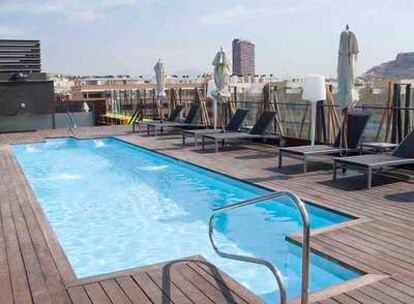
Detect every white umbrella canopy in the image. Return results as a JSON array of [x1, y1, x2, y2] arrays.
[[337, 26, 359, 110], [154, 59, 166, 118], [212, 47, 231, 129], [154, 59, 166, 97]]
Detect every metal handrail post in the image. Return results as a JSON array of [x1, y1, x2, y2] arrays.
[[208, 190, 310, 304]]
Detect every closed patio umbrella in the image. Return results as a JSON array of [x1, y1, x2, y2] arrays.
[[337, 25, 359, 110], [154, 59, 166, 118], [212, 47, 231, 129], [337, 25, 360, 148]]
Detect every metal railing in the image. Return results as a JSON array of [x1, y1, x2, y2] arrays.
[[208, 191, 310, 304], [66, 111, 78, 136]]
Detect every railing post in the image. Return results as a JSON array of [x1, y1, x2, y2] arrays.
[[209, 191, 310, 304]]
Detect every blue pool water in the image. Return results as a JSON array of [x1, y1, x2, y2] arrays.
[[12, 138, 360, 302]]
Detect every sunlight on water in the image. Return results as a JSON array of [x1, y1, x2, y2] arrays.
[[32, 173, 84, 181], [25, 145, 40, 153], [94, 139, 106, 148], [141, 165, 169, 171]]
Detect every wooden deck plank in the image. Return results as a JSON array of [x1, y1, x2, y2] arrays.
[[190, 261, 261, 304], [347, 226, 414, 254], [8, 148, 73, 304], [314, 234, 411, 276], [369, 281, 414, 303], [177, 262, 243, 304], [344, 289, 383, 304], [381, 277, 414, 298], [115, 276, 152, 304], [166, 263, 215, 304], [132, 272, 173, 304], [321, 233, 414, 275], [84, 283, 112, 304], [100, 279, 133, 304], [327, 228, 414, 267], [331, 293, 362, 304], [6, 174, 53, 304], [357, 285, 405, 304], [0, 152, 14, 304], [0, 154, 33, 304], [67, 286, 92, 304], [146, 267, 193, 304], [317, 299, 339, 304]]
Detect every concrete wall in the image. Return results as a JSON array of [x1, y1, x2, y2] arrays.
[[0, 80, 54, 114], [0, 114, 54, 132], [0, 112, 94, 133], [53, 112, 94, 128]]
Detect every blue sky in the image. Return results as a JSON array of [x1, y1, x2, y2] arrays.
[[1, 0, 413, 77]]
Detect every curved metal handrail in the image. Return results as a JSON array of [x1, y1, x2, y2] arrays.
[[208, 191, 310, 304], [66, 111, 78, 136]]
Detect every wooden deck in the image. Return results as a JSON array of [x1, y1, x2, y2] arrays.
[[1, 125, 414, 303]]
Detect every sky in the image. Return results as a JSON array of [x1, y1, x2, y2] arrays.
[[1, 0, 413, 78]]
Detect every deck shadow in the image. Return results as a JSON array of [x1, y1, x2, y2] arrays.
[[385, 191, 414, 203], [190, 146, 250, 154], [161, 258, 239, 304], [234, 152, 277, 160], [153, 146, 186, 152], [154, 134, 182, 140], [319, 173, 403, 191], [244, 174, 289, 183], [271, 162, 332, 176]]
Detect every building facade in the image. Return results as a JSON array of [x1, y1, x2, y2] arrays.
[[232, 39, 255, 76], [0, 39, 41, 74], [0, 39, 54, 133]]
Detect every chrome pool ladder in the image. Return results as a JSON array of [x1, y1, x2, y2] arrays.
[[208, 191, 310, 304], [66, 111, 78, 136]]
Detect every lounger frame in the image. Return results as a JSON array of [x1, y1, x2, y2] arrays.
[[333, 156, 414, 189], [182, 109, 249, 146], [278, 146, 345, 173]]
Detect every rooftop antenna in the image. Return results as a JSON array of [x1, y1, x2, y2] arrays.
[[345, 24, 350, 31]]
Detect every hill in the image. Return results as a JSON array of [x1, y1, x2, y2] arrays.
[[362, 52, 414, 80]]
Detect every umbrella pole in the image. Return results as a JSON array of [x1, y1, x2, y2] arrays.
[[340, 108, 349, 150], [310, 102, 317, 145], [213, 98, 218, 130], [376, 81, 392, 141], [299, 104, 309, 139]]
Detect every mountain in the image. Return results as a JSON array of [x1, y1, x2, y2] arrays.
[[362, 52, 414, 80]]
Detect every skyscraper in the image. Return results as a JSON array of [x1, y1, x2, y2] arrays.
[[232, 39, 255, 76]]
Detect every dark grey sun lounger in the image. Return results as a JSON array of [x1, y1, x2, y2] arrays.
[[278, 112, 370, 173], [201, 111, 276, 152], [146, 103, 203, 136], [132, 105, 183, 132], [182, 108, 249, 146], [333, 130, 414, 189]]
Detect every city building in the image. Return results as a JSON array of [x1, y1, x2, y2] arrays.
[[0, 39, 41, 74], [232, 39, 255, 76], [0, 39, 54, 132]]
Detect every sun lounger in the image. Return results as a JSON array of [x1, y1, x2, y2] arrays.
[[182, 108, 249, 146], [132, 105, 183, 132], [333, 130, 414, 188], [278, 112, 370, 173], [146, 103, 203, 136], [201, 111, 276, 152]]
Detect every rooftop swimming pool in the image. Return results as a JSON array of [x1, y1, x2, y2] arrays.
[[12, 137, 361, 303]]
